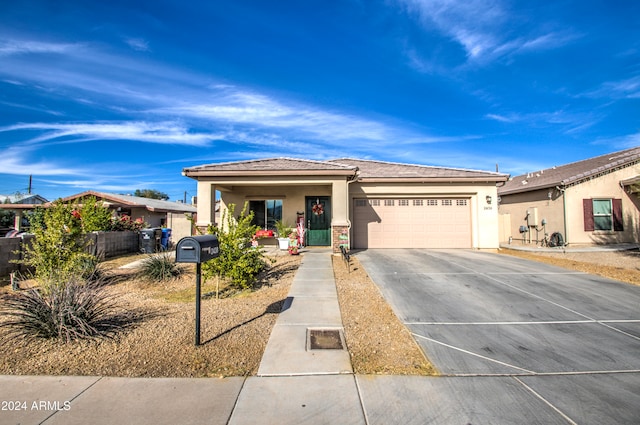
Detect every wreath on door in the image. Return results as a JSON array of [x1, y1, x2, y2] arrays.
[[312, 199, 324, 216]]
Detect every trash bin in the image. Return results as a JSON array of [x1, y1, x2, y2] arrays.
[[161, 228, 172, 250], [140, 228, 162, 253]]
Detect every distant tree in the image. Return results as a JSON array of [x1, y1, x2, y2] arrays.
[[0, 209, 14, 227], [133, 189, 169, 200]]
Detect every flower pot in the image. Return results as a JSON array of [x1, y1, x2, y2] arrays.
[[277, 238, 290, 250]]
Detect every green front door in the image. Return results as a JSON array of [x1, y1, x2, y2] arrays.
[[306, 196, 331, 246]]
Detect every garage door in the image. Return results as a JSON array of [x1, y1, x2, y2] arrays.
[[352, 198, 471, 249]]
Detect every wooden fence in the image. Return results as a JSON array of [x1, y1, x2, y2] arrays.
[[0, 231, 140, 279]]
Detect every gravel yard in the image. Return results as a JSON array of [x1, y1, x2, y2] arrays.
[[500, 248, 640, 286], [0, 253, 301, 378]]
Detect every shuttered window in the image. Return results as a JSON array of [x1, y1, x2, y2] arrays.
[[583, 198, 623, 231]]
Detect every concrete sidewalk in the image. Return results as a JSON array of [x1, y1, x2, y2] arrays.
[[2, 249, 638, 424]]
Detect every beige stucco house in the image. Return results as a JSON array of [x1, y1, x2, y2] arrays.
[[498, 147, 640, 246], [182, 158, 508, 252]]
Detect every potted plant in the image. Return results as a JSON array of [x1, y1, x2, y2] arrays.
[[275, 220, 292, 250]]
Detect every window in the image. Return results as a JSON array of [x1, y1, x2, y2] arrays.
[[398, 199, 409, 206], [355, 199, 367, 207], [427, 199, 438, 206], [456, 199, 468, 206], [593, 199, 612, 230], [384, 199, 395, 206], [370, 199, 380, 206], [583, 198, 623, 232], [413, 199, 424, 206], [250, 200, 282, 231], [442, 199, 453, 206]]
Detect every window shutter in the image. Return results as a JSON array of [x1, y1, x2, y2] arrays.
[[613, 198, 623, 231], [583, 199, 594, 231]]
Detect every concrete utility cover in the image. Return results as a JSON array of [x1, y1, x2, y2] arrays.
[[308, 329, 344, 350]]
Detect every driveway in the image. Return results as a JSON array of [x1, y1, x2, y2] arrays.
[[357, 249, 640, 423]]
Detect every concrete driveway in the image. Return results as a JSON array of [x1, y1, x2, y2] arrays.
[[357, 249, 640, 423]]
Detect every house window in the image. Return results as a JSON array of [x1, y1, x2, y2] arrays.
[[593, 199, 612, 230], [427, 199, 438, 206], [250, 200, 282, 231], [370, 199, 380, 206], [583, 198, 623, 232], [384, 199, 395, 206], [355, 199, 367, 207], [413, 199, 424, 206], [442, 199, 453, 206], [398, 199, 409, 206], [456, 199, 468, 206]]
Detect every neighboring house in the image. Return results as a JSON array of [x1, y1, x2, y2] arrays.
[[0, 194, 49, 233], [498, 146, 640, 246], [182, 158, 508, 252], [0, 194, 48, 205], [59, 191, 197, 242]]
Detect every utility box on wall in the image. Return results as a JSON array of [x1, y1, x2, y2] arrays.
[[526, 208, 538, 227]]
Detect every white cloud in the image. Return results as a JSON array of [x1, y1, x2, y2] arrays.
[[0, 39, 80, 56], [0, 122, 217, 147], [398, 0, 578, 63], [124, 37, 150, 52], [585, 76, 640, 99]]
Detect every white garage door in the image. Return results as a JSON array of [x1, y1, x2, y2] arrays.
[[353, 198, 471, 249]]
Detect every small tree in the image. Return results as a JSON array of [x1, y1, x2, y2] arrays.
[[22, 201, 96, 289], [202, 202, 267, 290], [77, 196, 113, 232]]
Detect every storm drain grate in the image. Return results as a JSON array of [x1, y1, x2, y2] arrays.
[[307, 328, 345, 350]]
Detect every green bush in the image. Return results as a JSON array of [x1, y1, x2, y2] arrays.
[[77, 196, 113, 232], [0, 279, 131, 343], [21, 200, 96, 288], [138, 253, 182, 281], [202, 202, 267, 290]]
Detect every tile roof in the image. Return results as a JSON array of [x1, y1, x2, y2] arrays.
[[328, 158, 508, 181], [183, 157, 356, 175], [61, 191, 196, 213], [183, 157, 508, 182], [498, 146, 640, 195]]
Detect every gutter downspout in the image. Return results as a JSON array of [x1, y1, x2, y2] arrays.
[[557, 185, 568, 247]]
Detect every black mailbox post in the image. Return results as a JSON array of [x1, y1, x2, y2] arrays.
[[175, 235, 220, 345]]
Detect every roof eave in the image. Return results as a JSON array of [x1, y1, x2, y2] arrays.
[[359, 176, 509, 183], [183, 169, 357, 178]]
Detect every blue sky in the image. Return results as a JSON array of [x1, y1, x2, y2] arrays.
[[1, 0, 639, 202]]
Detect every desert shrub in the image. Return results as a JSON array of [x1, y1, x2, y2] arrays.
[[21, 200, 96, 288], [202, 202, 267, 290], [0, 278, 130, 343], [138, 253, 182, 281]]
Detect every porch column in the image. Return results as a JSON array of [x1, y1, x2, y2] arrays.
[[14, 210, 22, 231], [331, 178, 350, 253], [196, 182, 216, 228]]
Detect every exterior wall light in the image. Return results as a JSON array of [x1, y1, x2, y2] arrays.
[[486, 195, 492, 205]]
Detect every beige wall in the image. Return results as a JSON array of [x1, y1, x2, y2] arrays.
[[166, 212, 194, 242], [565, 167, 640, 245], [349, 181, 501, 249], [499, 165, 640, 245], [498, 188, 565, 244]]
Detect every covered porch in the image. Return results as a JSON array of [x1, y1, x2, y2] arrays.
[[190, 168, 355, 252]]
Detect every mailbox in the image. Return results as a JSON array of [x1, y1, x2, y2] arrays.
[[175, 235, 220, 263]]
